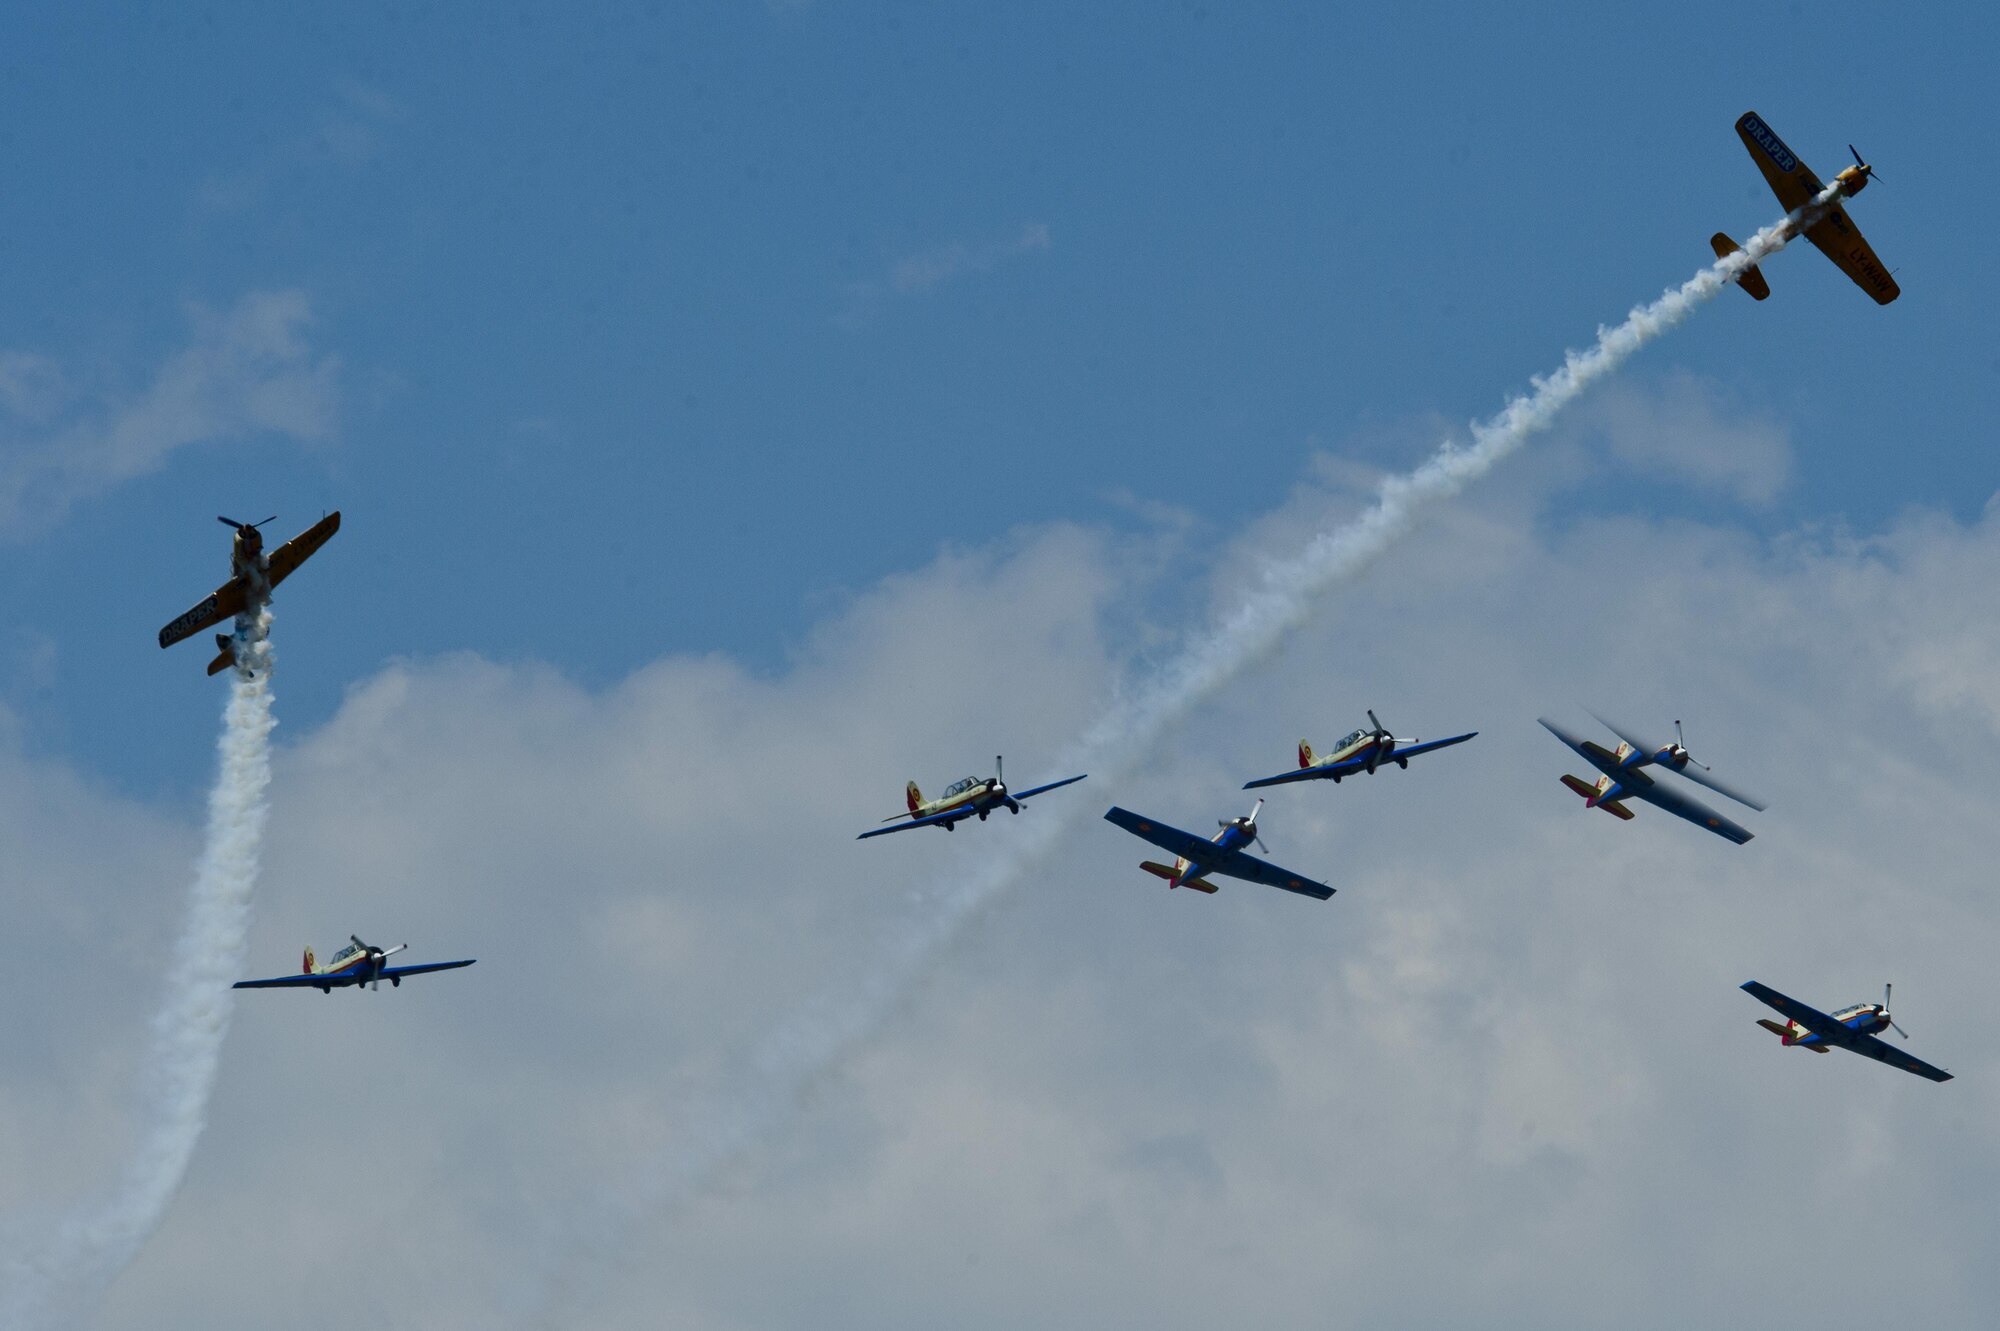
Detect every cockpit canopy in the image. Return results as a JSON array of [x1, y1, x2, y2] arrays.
[[1830, 1004, 1876, 1021], [328, 943, 364, 966], [1335, 729, 1370, 750], [941, 776, 984, 798]]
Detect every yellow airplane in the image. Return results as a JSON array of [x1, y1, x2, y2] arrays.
[[157, 512, 340, 674], [857, 756, 1086, 839], [1712, 112, 1897, 305]]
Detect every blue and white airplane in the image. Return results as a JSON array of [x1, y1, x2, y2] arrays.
[[1538, 711, 1765, 844], [1103, 799, 1334, 900], [1242, 710, 1476, 789], [858, 756, 1086, 839], [1742, 980, 1951, 1083], [233, 936, 476, 993]]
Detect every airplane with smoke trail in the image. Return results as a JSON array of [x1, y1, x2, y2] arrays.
[[857, 756, 1087, 839], [1103, 799, 1334, 899], [1742, 981, 1951, 1082], [1242, 710, 1476, 789], [233, 935, 475, 993], [1538, 712, 1765, 845], [157, 512, 342, 675], [1711, 111, 1898, 304]]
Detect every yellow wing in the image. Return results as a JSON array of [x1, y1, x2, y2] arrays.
[[158, 580, 249, 649], [1804, 205, 1900, 304], [1735, 112, 1823, 213], [265, 510, 341, 587]]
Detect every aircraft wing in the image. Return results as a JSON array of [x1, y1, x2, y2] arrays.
[[1736, 112, 1825, 213], [856, 805, 974, 839], [158, 580, 251, 649], [1243, 732, 1477, 788], [1012, 773, 1088, 802], [1537, 718, 1623, 779], [265, 511, 342, 587], [1103, 807, 1218, 863], [1803, 205, 1900, 305], [1838, 1030, 1952, 1083], [1633, 776, 1754, 844], [232, 970, 330, 989], [1205, 846, 1336, 900], [381, 959, 478, 981], [1741, 981, 1848, 1040]]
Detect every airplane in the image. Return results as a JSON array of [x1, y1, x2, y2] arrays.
[[157, 512, 342, 675], [857, 756, 1086, 839], [1742, 980, 1950, 1083], [1538, 712, 1765, 845], [1712, 111, 1898, 305], [233, 935, 476, 993], [1102, 799, 1334, 900], [1242, 710, 1476, 789]]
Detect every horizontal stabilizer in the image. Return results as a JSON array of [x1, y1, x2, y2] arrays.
[[1559, 773, 1597, 800], [1599, 799, 1635, 821], [206, 643, 236, 676], [1139, 861, 1179, 881], [1710, 232, 1770, 300], [1182, 877, 1220, 894]]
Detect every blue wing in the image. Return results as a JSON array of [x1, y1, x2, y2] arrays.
[[1741, 982, 1847, 1041], [1011, 773, 1088, 802], [856, 805, 975, 839], [1840, 1030, 1953, 1083], [1538, 717, 1624, 776], [1633, 778, 1754, 845], [1103, 807, 1216, 862], [1204, 847, 1336, 900], [1242, 732, 1476, 789], [232, 971, 331, 989], [381, 959, 477, 980]]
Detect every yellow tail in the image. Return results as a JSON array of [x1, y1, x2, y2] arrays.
[[1298, 740, 1316, 768], [905, 781, 923, 813], [302, 945, 316, 973], [1710, 233, 1770, 301]]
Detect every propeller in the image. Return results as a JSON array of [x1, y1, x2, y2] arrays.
[[1849, 143, 1880, 182], [1586, 709, 1768, 812], [1220, 798, 1268, 852], [992, 755, 1019, 812], [218, 515, 277, 532], [1884, 983, 1909, 1040]]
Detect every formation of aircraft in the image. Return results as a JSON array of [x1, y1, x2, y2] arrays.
[[184, 117, 1944, 1094], [233, 936, 476, 993], [1102, 799, 1334, 900], [856, 757, 1086, 839], [1242, 711, 1475, 789], [1538, 712, 1766, 845], [1742, 981, 1950, 1082], [158, 512, 342, 675], [1713, 111, 1898, 305]]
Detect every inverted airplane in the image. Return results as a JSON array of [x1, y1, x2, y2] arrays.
[[1539, 712, 1765, 845], [1243, 710, 1475, 789], [858, 756, 1086, 839], [233, 936, 476, 993], [1713, 111, 1898, 305], [1103, 799, 1334, 900], [1742, 980, 1950, 1083], [158, 512, 342, 674]]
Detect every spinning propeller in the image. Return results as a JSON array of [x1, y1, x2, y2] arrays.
[[1884, 982, 1910, 1040], [1849, 143, 1880, 184], [1586, 709, 1768, 812], [990, 755, 1019, 812], [1220, 798, 1268, 853], [218, 515, 277, 533], [352, 934, 409, 991], [1364, 710, 1418, 773]]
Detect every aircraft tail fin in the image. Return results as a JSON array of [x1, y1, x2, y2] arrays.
[[1139, 861, 1218, 894], [1298, 740, 1315, 769], [303, 945, 316, 973], [1559, 774, 1636, 820], [1710, 233, 1771, 300], [906, 781, 923, 813], [206, 633, 236, 676]]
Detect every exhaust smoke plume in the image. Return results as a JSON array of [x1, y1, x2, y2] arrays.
[[576, 190, 1838, 1324], [2, 606, 277, 1328]]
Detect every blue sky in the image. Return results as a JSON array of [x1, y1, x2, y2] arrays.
[[2, 2, 1994, 797], [7, 5, 2000, 1328]]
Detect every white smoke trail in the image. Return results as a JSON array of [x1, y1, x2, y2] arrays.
[[2, 605, 276, 1329], [525, 189, 1841, 1323]]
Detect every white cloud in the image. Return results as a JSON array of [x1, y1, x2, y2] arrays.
[[0, 291, 339, 535], [839, 223, 1052, 329], [11, 411, 2000, 1327]]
